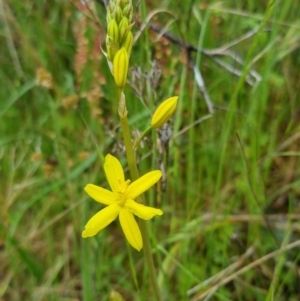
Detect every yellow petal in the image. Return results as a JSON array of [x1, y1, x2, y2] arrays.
[[82, 203, 120, 238], [104, 154, 124, 194], [127, 170, 162, 199], [84, 184, 116, 205], [125, 199, 163, 220], [119, 208, 142, 251]]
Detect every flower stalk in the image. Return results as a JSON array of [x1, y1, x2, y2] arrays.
[[133, 126, 152, 150], [118, 94, 162, 301]]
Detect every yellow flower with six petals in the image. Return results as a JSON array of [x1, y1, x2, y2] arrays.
[[82, 154, 163, 251]]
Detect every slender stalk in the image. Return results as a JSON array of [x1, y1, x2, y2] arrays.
[[139, 220, 162, 301], [133, 126, 152, 150], [119, 112, 139, 179], [118, 94, 162, 301]]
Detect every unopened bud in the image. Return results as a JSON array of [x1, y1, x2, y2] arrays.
[[106, 36, 119, 62], [109, 1, 115, 11], [114, 6, 123, 23], [119, 0, 129, 8], [122, 4, 132, 20], [121, 31, 133, 57], [108, 3, 115, 16], [118, 17, 129, 43], [113, 48, 129, 89], [151, 96, 178, 129], [107, 19, 119, 43]]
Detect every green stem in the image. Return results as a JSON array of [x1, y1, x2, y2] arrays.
[[119, 112, 139, 179], [133, 126, 152, 150], [118, 95, 162, 301], [139, 220, 162, 301]]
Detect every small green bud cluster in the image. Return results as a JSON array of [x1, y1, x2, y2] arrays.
[[106, 0, 133, 62]]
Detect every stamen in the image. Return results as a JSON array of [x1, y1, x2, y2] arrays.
[[117, 179, 132, 203]]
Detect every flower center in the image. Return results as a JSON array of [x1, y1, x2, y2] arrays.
[[117, 179, 131, 205]]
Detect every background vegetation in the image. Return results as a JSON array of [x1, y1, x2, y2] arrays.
[[1, 0, 300, 300]]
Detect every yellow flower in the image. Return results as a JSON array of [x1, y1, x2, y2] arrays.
[[151, 96, 178, 129], [82, 154, 163, 251]]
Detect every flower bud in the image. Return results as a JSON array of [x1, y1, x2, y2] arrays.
[[108, 2, 115, 14], [122, 4, 132, 21], [121, 31, 133, 57], [114, 6, 123, 23], [113, 48, 129, 89], [151, 96, 178, 129], [107, 19, 119, 43], [118, 17, 129, 43], [119, 0, 129, 8], [106, 36, 119, 62]]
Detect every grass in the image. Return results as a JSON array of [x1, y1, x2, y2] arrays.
[[1, 0, 300, 300]]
